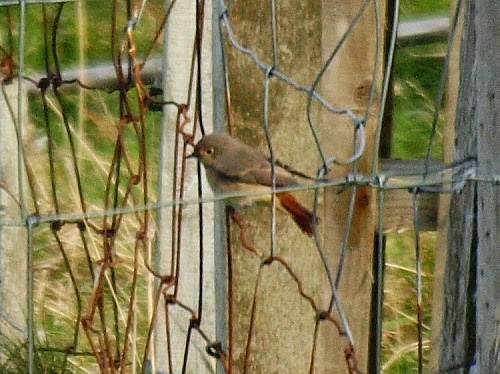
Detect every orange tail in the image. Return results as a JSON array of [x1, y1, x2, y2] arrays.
[[277, 192, 316, 236]]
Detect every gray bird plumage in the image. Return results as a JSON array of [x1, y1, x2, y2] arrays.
[[189, 133, 316, 235], [191, 134, 298, 188]]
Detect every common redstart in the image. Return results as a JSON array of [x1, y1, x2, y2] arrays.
[[189, 133, 316, 236]]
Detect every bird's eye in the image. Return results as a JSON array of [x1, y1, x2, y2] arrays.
[[206, 148, 214, 155]]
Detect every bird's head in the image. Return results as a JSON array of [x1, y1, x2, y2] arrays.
[[187, 134, 227, 168]]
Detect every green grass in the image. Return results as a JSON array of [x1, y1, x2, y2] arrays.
[[382, 233, 436, 372], [0, 334, 78, 373], [400, 0, 449, 18], [392, 42, 447, 159], [2, 3, 164, 371], [382, 1, 450, 372]]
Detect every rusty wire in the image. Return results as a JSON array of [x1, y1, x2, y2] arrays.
[[1, 0, 209, 372]]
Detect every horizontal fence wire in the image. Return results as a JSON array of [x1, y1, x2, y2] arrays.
[[0, 157, 477, 227], [0, 0, 496, 373]]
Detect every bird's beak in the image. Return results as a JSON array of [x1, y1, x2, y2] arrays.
[[186, 150, 198, 159]]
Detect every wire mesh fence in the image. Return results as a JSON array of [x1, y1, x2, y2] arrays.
[[0, 0, 487, 373]]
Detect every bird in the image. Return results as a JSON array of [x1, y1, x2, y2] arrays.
[[188, 133, 317, 236]]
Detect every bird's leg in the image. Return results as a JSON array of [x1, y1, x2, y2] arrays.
[[228, 207, 262, 257]]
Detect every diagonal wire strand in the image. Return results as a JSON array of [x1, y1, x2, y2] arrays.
[[424, 0, 464, 176]]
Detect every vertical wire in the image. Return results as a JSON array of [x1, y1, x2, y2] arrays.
[[197, 160, 205, 321], [312, 171, 355, 347], [221, 38, 234, 136], [26, 215, 37, 374], [334, 188, 357, 288], [363, 0, 383, 121], [263, 70, 277, 255], [152, 0, 177, 369], [132, 299, 137, 373], [52, 3, 88, 214], [309, 318, 320, 373], [424, 0, 463, 176], [76, 0, 87, 148], [120, 240, 141, 371], [243, 266, 264, 374], [18, 2, 30, 372], [194, 0, 206, 326], [267, 0, 279, 255], [270, 0, 278, 69], [306, 0, 373, 347], [371, 0, 399, 175], [373, 182, 386, 374], [165, 302, 174, 374], [370, 1, 396, 370], [267, 1, 280, 255], [412, 189, 424, 373], [213, 1, 230, 372], [153, 0, 171, 356], [181, 320, 193, 374], [225, 210, 233, 374], [17, 0, 26, 218], [133, 0, 148, 29], [310, 12, 371, 307]]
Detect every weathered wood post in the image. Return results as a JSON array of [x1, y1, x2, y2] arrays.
[[0, 81, 28, 349], [430, 1, 463, 371], [439, 1, 499, 373], [320, 2, 386, 372], [153, 1, 217, 372], [220, 1, 385, 372]]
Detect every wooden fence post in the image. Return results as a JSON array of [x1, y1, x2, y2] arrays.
[[430, 1, 463, 371], [320, 2, 386, 372], [439, 1, 499, 372], [222, 1, 385, 372], [153, 1, 216, 372], [0, 81, 27, 346]]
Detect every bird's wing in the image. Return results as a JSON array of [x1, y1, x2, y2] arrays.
[[247, 162, 298, 186], [202, 139, 298, 186], [214, 157, 297, 187]]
